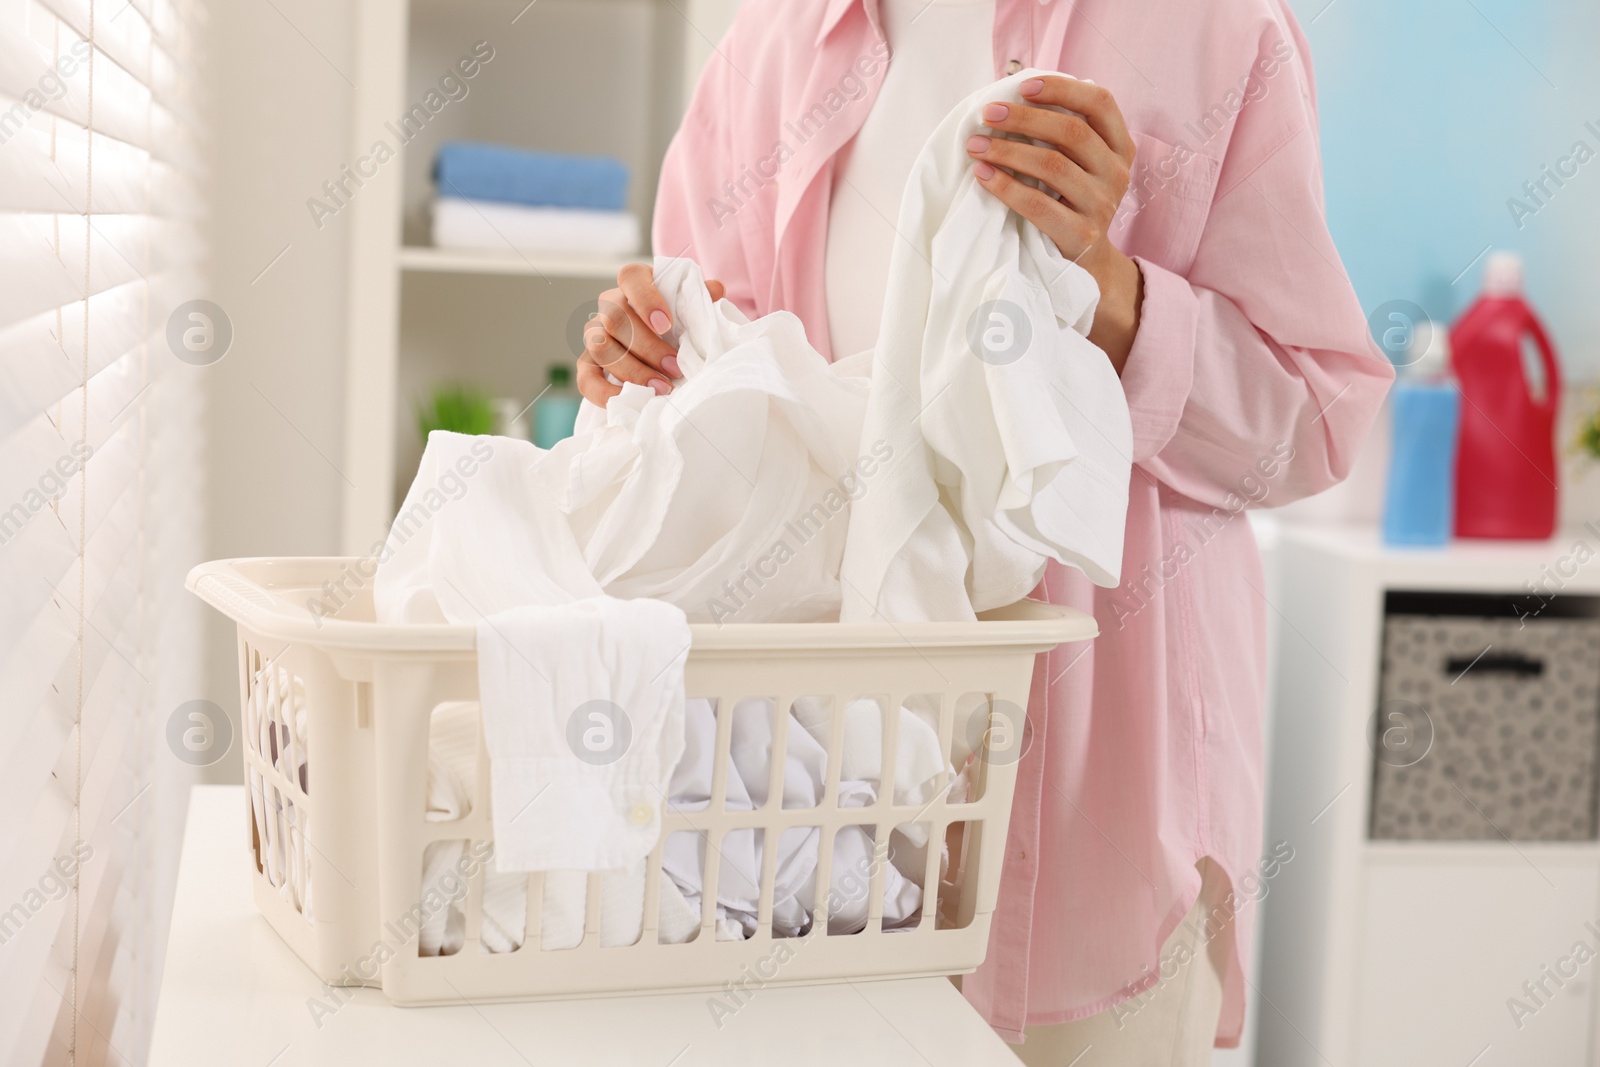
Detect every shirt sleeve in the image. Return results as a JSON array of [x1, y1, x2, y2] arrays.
[[650, 24, 760, 320], [1120, 26, 1394, 510]]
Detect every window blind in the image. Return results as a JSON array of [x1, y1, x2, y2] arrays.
[[0, 0, 208, 1063]]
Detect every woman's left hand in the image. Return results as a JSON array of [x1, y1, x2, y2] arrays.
[[967, 75, 1143, 373]]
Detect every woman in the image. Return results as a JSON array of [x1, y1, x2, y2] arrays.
[[578, 0, 1392, 1061]]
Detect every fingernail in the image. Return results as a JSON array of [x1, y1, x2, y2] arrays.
[[983, 102, 1009, 123], [650, 310, 672, 334], [661, 355, 681, 378], [974, 161, 996, 181], [649, 377, 671, 395], [1020, 78, 1044, 97], [966, 134, 992, 154]]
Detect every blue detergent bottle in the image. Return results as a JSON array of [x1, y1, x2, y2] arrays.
[[533, 364, 582, 449], [1382, 322, 1462, 546]]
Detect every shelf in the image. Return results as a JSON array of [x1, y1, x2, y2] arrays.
[[1365, 840, 1600, 861], [398, 245, 639, 281], [1278, 519, 1600, 568], [1275, 519, 1600, 595]]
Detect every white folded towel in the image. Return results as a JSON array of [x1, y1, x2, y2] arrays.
[[430, 197, 640, 259]]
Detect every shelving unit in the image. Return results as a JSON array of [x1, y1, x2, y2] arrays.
[[397, 245, 631, 279], [1258, 522, 1600, 1067], [338, 0, 742, 553]]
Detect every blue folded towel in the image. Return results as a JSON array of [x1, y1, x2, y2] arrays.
[[433, 142, 630, 212]]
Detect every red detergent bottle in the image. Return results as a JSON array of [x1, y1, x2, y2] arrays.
[[1450, 251, 1561, 540]]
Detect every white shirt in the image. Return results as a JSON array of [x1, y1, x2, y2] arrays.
[[837, 69, 1129, 621], [823, 0, 997, 360]]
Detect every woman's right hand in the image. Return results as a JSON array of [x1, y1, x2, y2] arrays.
[[576, 263, 726, 406]]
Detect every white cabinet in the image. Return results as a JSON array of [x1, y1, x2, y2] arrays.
[[1257, 522, 1600, 1067], [1354, 851, 1598, 1066]]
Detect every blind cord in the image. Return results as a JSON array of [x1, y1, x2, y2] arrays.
[[72, 2, 96, 1064]]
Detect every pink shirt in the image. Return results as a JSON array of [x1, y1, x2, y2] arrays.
[[653, 0, 1393, 1045]]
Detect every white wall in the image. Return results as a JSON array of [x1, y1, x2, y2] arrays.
[[201, 0, 359, 777]]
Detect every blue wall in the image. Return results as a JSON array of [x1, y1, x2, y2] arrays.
[[1287, 0, 1600, 377]]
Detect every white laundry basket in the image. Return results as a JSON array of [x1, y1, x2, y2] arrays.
[[187, 557, 1095, 1006]]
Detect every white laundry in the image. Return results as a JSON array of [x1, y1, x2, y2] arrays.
[[561, 256, 873, 624], [378, 161, 1128, 624], [245, 681, 954, 956], [474, 597, 689, 872], [417, 703, 526, 956], [839, 68, 1133, 621], [415, 703, 668, 957], [662, 697, 941, 938], [375, 257, 872, 631], [378, 429, 689, 873], [373, 252, 877, 874], [416, 697, 962, 955]]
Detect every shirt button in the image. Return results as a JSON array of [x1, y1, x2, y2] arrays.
[[1006, 59, 1023, 75], [629, 802, 654, 826]]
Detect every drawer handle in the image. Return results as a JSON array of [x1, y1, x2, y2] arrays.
[[1444, 652, 1544, 678]]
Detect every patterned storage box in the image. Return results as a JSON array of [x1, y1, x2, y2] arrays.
[[1370, 603, 1600, 842]]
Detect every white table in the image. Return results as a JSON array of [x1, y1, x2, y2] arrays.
[[150, 786, 1023, 1066]]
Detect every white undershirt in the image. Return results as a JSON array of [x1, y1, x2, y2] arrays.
[[823, 0, 996, 360]]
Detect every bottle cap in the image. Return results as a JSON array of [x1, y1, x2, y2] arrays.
[[1401, 320, 1452, 381], [493, 397, 530, 440], [1482, 251, 1524, 297]]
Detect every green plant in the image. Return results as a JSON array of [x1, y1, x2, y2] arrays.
[[416, 383, 496, 441], [1579, 404, 1600, 461]]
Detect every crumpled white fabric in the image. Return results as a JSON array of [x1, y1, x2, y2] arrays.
[[417, 702, 702, 956], [554, 255, 873, 625], [839, 68, 1133, 621], [416, 697, 961, 955], [375, 258, 872, 631], [664, 696, 947, 938]]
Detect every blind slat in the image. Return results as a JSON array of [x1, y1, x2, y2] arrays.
[[0, 272, 210, 445], [0, 595, 76, 757], [0, 213, 206, 334], [0, 770, 75, 930], [0, 25, 155, 153], [0, 280, 145, 441], [0, 121, 152, 215], [0, 506, 77, 651], [0, 353, 144, 573], [37, 0, 154, 85], [0, 474, 139, 737]]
